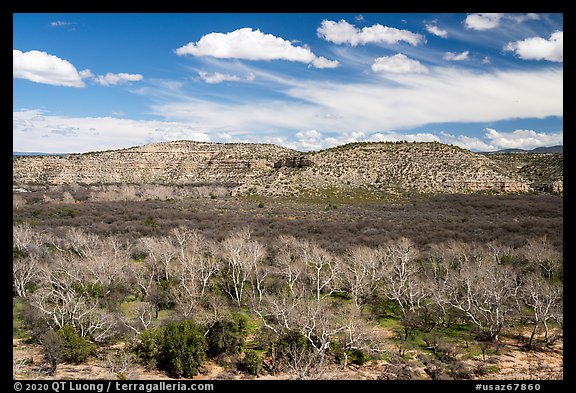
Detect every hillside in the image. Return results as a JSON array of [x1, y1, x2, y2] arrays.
[[12, 140, 297, 186], [13, 140, 563, 198]]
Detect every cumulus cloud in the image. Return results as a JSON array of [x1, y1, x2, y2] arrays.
[[13, 49, 87, 87], [317, 19, 424, 46], [93, 72, 144, 86], [443, 51, 469, 61], [425, 23, 448, 38], [175, 27, 337, 69], [504, 31, 563, 62], [484, 128, 563, 149], [198, 71, 256, 84], [438, 131, 495, 151], [371, 54, 428, 74], [465, 13, 541, 30], [13, 50, 143, 88], [464, 13, 503, 30]]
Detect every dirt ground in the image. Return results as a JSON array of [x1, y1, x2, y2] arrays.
[[13, 334, 562, 381]]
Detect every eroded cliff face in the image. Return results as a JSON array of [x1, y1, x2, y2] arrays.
[[13, 141, 297, 186], [14, 140, 559, 197]]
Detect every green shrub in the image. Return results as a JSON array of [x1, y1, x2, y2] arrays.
[[238, 350, 262, 376], [57, 324, 96, 364], [206, 315, 248, 358], [275, 330, 313, 360], [134, 328, 162, 369], [159, 320, 207, 378], [347, 348, 370, 365]]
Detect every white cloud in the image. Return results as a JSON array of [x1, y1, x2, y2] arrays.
[[15, 64, 562, 153], [504, 31, 563, 62], [13, 109, 211, 153], [151, 67, 562, 142], [443, 51, 469, 61], [13, 49, 87, 87], [465, 13, 541, 31], [175, 27, 337, 69], [311, 56, 340, 69], [50, 21, 77, 28], [14, 109, 563, 154], [93, 72, 144, 86], [199, 71, 242, 84], [371, 54, 428, 74], [438, 131, 496, 151], [506, 13, 540, 23], [484, 128, 563, 150], [370, 132, 439, 143], [464, 13, 503, 30], [317, 19, 424, 46], [425, 24, 448, 38]]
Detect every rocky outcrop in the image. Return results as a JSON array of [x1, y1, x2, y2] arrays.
[[274, 156, 314, 169]]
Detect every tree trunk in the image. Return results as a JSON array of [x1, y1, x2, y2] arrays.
[[528, 323, 538, 348]]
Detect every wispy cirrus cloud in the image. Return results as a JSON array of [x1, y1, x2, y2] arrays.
[[13, 109, 211, 153], [147, 66, 562, 141], [198, 71, 255, 84], [49, 21, 77, 28]]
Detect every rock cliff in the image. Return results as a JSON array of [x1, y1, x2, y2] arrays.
[[13, 140, 562, 197]]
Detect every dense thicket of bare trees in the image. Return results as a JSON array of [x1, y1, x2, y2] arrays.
[[13, 223, 563, 379]]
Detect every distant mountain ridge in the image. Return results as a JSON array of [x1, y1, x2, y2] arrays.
[[480, 145, 563, 154], [13, 140, 563, 197], [13, 152, 67, 156]]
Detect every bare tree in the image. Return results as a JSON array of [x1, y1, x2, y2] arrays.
[[341, 246, 381, 308], [486, 240, 513, 265], [521, 273, 562, 347], [29, 257, 114, 342], [220, 228, 265, 306], [13, 253, 42, 298], [128, 250, 161, 299], [520, 236, 562, 280], [103, 347, 139, 379], [380, 237, 427, 315], [140, 236, 178, 282], [441, 258, 520, 341], [275, 236, 307, 296], [13, 223, 42, 252], [119, 302, 155, 335], [336, 305, 387, 368]]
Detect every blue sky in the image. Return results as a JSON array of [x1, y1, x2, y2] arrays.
[[13, 13, 563, 153]]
